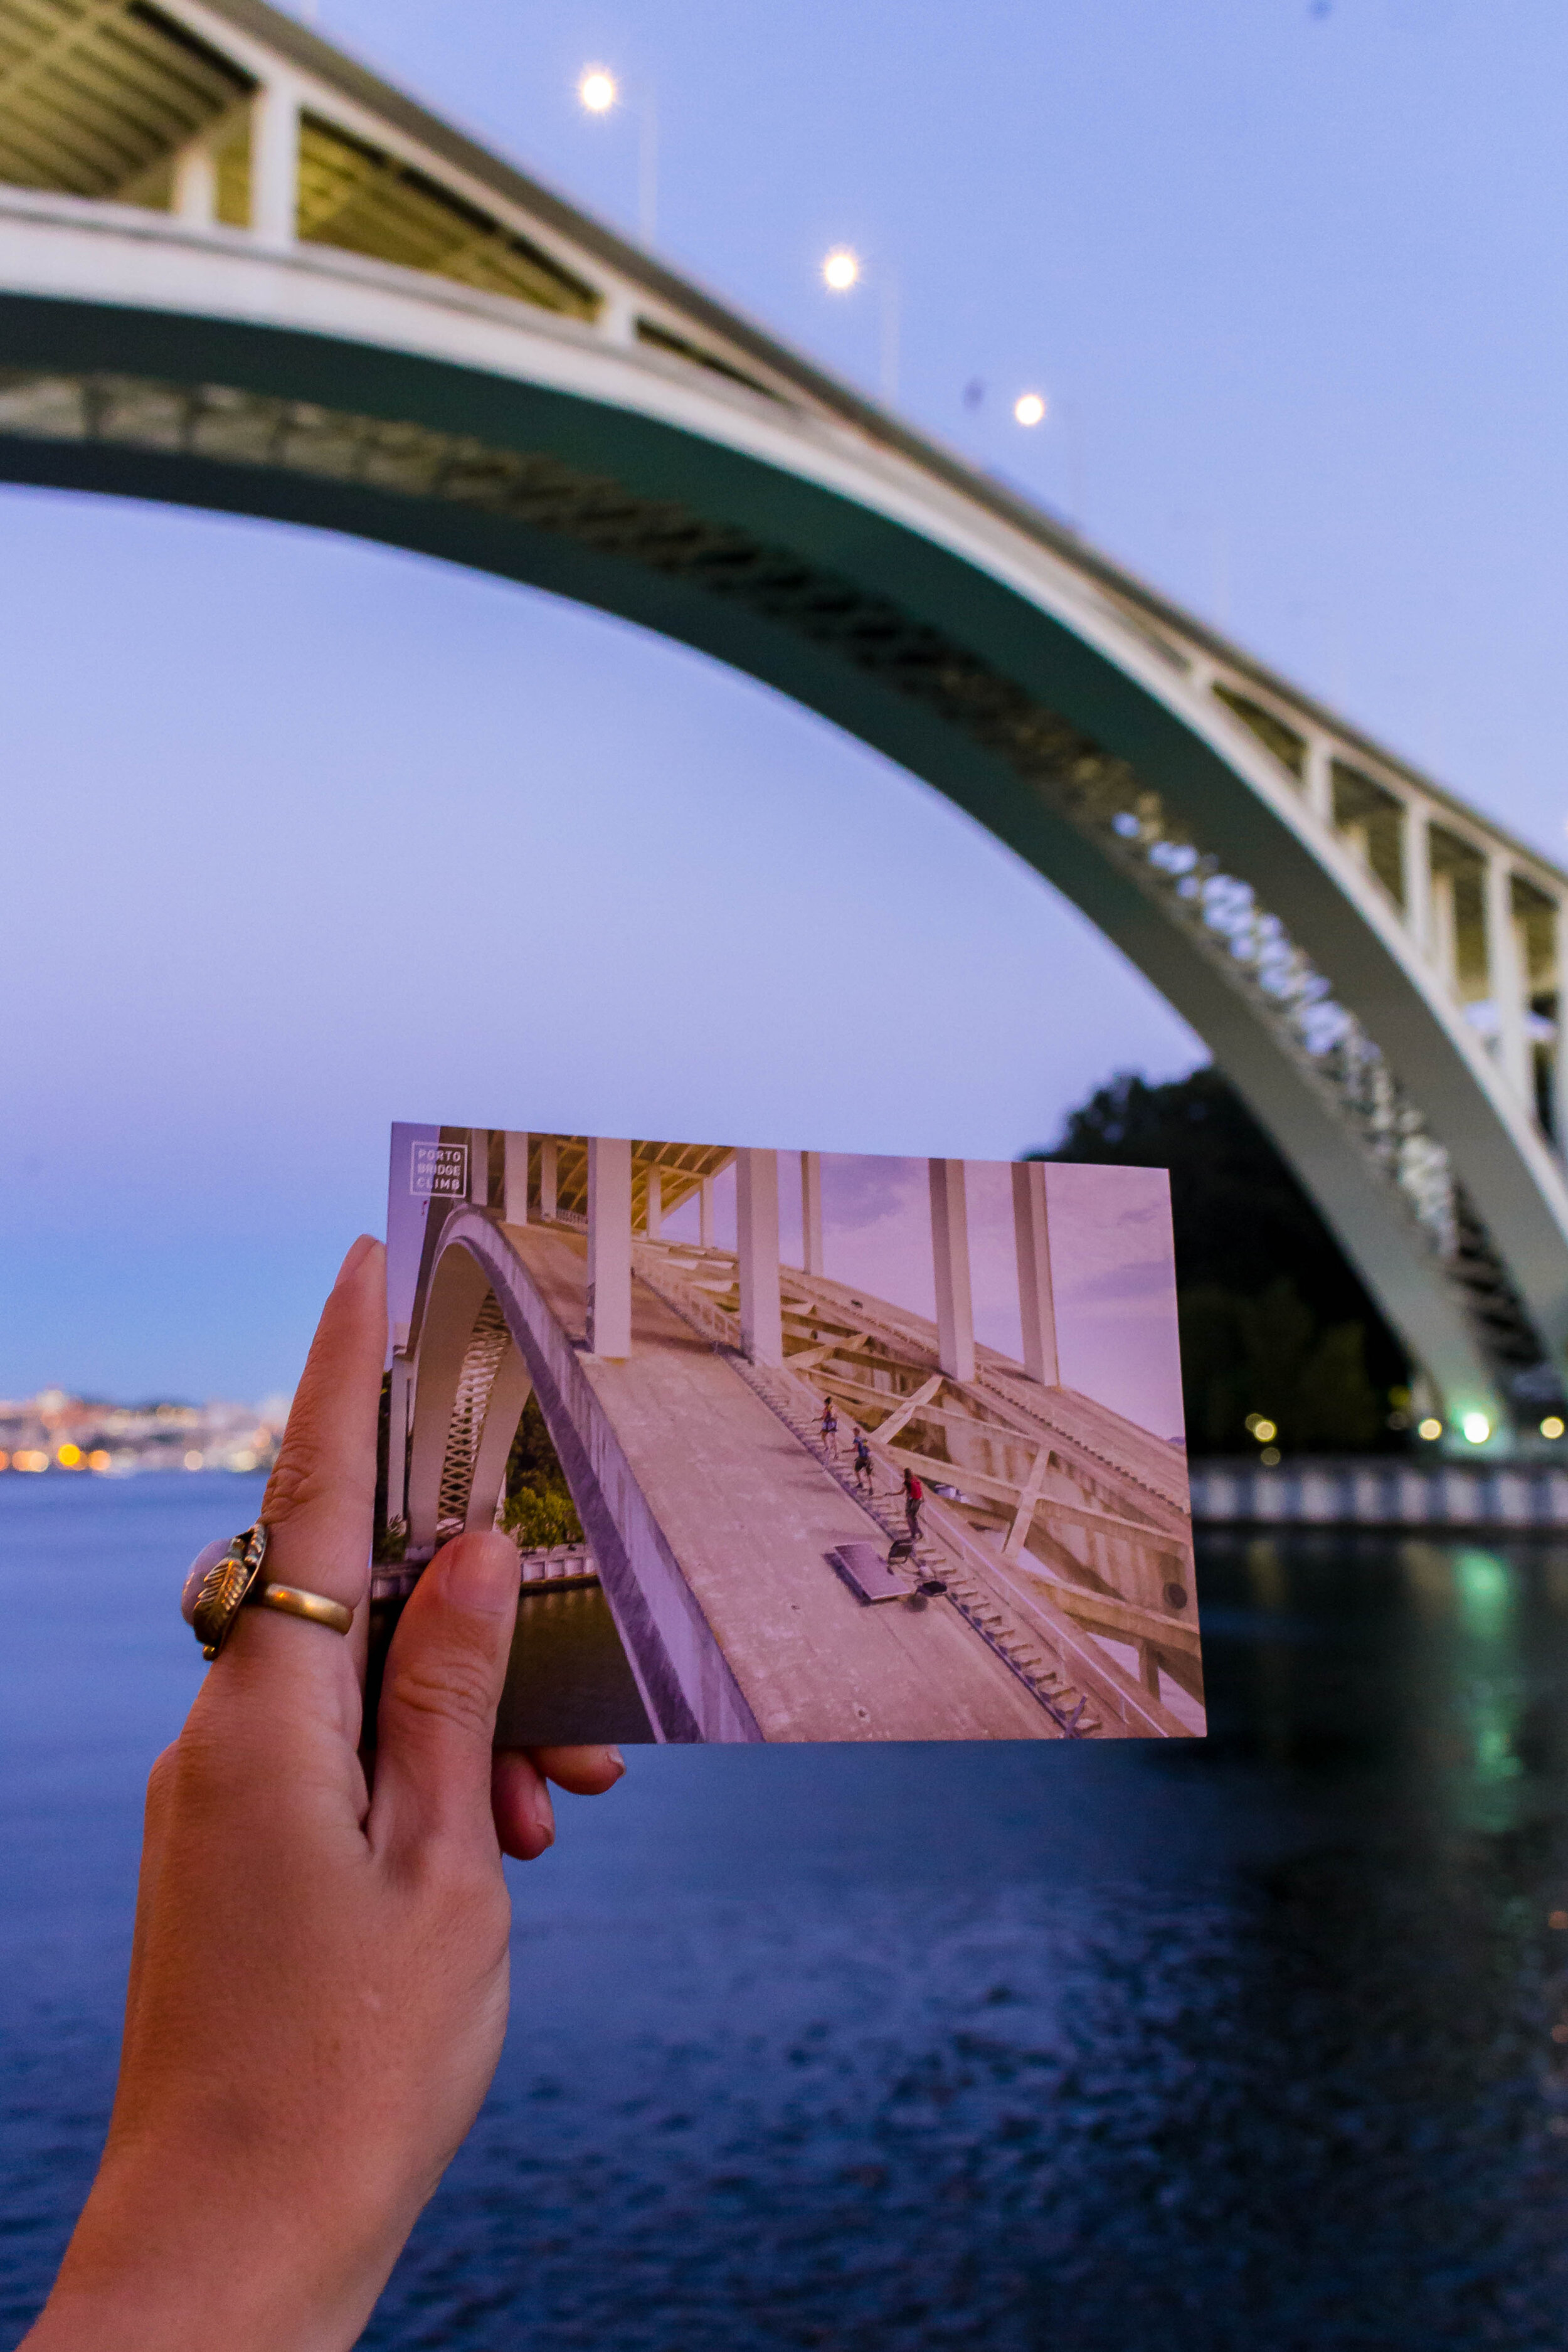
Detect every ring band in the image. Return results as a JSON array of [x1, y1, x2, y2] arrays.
[[252, 1581, 354, 1637]]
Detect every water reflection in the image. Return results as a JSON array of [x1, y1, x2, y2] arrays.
[[8, 1486, 1568, 2348]]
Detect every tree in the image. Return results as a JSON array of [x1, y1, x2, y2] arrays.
[[1040, 1067, 1406, 1454]]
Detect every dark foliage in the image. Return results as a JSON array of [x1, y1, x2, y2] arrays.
[[501, 1392, 583, 1548], [1041, 1067, 1409, 1454]]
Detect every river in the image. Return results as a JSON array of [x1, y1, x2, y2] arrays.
[[4, 1473, 1567, 2348]]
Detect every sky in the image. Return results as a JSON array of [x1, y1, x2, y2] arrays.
[[3, 0, 1564, 1401]]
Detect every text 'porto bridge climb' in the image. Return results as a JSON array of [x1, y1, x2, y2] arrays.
[[3, 0, 1567, 1448]]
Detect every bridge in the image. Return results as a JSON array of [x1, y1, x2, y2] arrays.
[[3, 0, 1567, 1448], [380, 1130, 1202, 1743]]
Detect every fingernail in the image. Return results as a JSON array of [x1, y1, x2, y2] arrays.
[[333, 1233, 379, 1289], [606, 1745, 625, 1776], [442, 1535, 518, 1615]]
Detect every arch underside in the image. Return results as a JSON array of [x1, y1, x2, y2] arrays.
[[3, 286, 1564, 1430]]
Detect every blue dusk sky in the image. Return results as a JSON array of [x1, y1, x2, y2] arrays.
[[3, 0, 1564, 1401]]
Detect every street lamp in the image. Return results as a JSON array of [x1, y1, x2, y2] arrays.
[[819, 245, 899, 403], [576, 64, 657, 244]]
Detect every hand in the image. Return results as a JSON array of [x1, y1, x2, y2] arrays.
[[24, 1235, 623, 2352]]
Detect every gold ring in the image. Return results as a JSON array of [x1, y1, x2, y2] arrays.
[[252, 1582, 354, 1638]]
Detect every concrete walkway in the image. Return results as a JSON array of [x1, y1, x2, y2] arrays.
[[507, 1224, 1055, 1741]]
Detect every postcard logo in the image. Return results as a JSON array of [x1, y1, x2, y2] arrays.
[[410, 1141, 469, 1198]]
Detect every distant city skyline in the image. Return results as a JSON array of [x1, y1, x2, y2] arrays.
[[3, 0, 1560, 1397]]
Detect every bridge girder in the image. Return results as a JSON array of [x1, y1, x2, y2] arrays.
[[3, 0, 1567, 1446]]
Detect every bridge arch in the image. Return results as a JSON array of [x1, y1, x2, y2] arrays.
[[4, 0, 1567, 1441]]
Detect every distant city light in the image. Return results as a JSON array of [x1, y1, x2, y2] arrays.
[[88, 1449, 112, 1473], [184, 1449, 204, 1470], [1259, 1445, 1281, 1466], [1417, 1416, 1443, 1440], [1244, 1412, 1278, 1442], [822, 246, 861, 292], [1461, 1412, 1491, 1445], [1014, 391, 1047, 427], [578, 66, 617, 113], [1543, 1416, 1565, 1440], [56, 1443, 82, 1468]]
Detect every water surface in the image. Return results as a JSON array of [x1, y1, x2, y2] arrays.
[[4, 1480, 1568, 2348]]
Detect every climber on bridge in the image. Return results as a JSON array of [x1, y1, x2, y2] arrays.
[[903, 1465, 925, 1545], [820, 1395, 839, 1461], [853, 1429, 874, 1495]]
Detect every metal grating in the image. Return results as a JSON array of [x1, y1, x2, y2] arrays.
[[434, 1290, 512, 1542]]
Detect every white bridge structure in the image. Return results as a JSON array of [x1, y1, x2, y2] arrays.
[[386, 1132, 1202, 1743], [4, 0, 1568, 1444]]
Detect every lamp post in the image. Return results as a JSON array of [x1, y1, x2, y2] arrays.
[[576, 65, 657, 245], [820, 246, 901, 405]]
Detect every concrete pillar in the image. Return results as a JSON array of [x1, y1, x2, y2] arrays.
[[1011, 1160, 1061, 1387], [1303, 738, 1333, 825], [699, 1176, 715, 1248], [468, 1128, 489, 1207], [1431, 871, 1458, 994], [801, 1151, 824, 1276], [586, 1137, 633, 1358], [172, 140, 218, 225], [539, 1138, 558, 1220], [1401, 798, 1431, 956], [736, 1149, 783, 1367], [645, 1165, 664, 1240], [502, 1131, 529, 1224], [928, 1158, 976, 1385], [1486, 854, 1531, 1101], [385, 1355, 411, 1525], [250, 77, 299, 246]]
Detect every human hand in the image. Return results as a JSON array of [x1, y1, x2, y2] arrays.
[[23, 1235, 623, 2352]]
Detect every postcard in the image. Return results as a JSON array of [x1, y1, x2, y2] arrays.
[[373, 1126, 1202, 1744]]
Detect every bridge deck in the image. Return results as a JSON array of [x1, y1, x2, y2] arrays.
[[504, 1223, 1057, 1740]]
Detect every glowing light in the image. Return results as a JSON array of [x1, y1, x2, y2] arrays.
[[1014, 391, 1047, 427], [16, 1449, 48, 1473], [88, 1449, 112, 1473], [1543, 1416, 1565, 1440], [56, 1443, 82, 1468], [184, 1449, 204, 1471], [822, 246, 861, 292], [1461, 1412, 1491, 1445], [578, 66, 617, 114], [1260, 1446, 1281, 1467], [1417, 1416, 1443, 1440], [1550, 1910, 1568, 1930], [1246, 1414, 1278, 1443], [0, 1451, 8, 1471]]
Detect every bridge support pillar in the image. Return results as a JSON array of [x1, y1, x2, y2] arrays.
[[801, 1152, 824, 1275], [699, 1176, 716, 1247], [503, 1131, 529, 1223], [645, 1166, 664, 1239], [586, 1138, 633, 1357], [928, 1158, 976, 1384], [539, 1138, 558, 1221], [1486, 856, 1532, 1104], [468, 1128, 490, 1207], [1011, 1161, 1061, 1389], [172, 140, 218, 226], [250, 76, 300, 247], [1304, 738, 1333, 825], [1401, 799, 1431, 957], [737, 1149, 783, 1366], [386, 1354, 411, 1527]]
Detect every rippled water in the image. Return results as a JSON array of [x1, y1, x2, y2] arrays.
[[5, 1476, 1568, 2347]]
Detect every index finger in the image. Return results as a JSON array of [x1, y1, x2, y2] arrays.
[[228, 1234, 386, 1690]]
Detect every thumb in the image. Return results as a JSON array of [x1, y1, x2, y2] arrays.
[[370, 1532, 519, 1856]]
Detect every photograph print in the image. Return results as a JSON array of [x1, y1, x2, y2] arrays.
[[376, 1126, 1204, 1745]]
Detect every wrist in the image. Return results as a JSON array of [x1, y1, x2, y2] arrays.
[[23, 2159, 386, 2352]]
